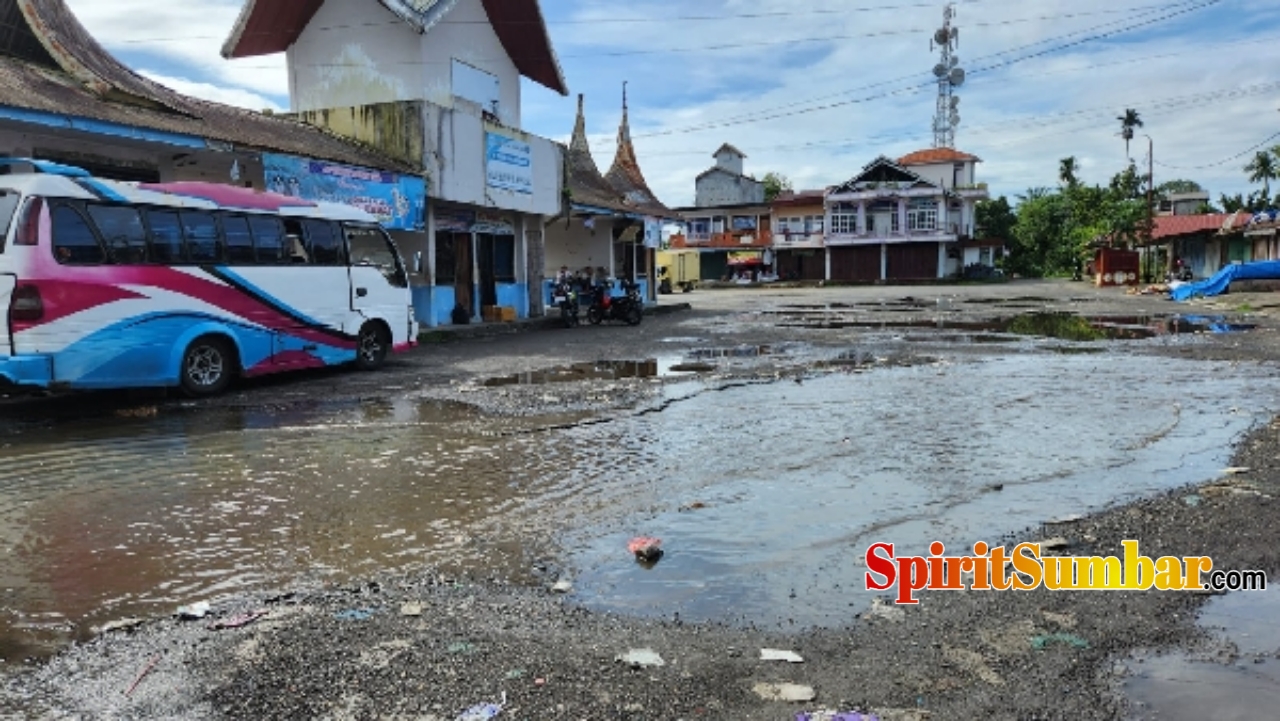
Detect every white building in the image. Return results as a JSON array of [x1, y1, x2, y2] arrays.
[[824, 149, 989, 281], [223, 0, 570, 326], [695, 144, 765, 207]]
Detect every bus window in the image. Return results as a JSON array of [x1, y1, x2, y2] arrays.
[[51, 204, 106, 265], [303, 220, 344, 266], [146, 209, 185, 263], [249, 215, 286, 264], [221, 215, 255, 264], [283, 218, 308, 264], [88, 205, 148, 264], [181, 211, 222, 263], [345, 223, 407, 288], [0, 191, 20, 252]]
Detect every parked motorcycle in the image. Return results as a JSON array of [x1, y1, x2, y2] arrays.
[[551, 279, 580, 328], [586, 280, 643, 326]]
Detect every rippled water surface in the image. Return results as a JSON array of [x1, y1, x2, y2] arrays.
[[2, 352, 1279, 659]]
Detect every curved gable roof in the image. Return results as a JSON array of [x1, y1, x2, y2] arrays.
[[564, 94, 629, 213], [221, 0, 568, 96], [604, 87, 672, 219]]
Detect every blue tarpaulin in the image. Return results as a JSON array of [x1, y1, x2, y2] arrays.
[[1170, 260, 1280, 301]]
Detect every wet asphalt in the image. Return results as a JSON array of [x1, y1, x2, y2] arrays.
[[4, 279, 1280, 719]]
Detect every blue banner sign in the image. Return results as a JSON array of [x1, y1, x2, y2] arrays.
[[263, 153, 426, 231], [485, 131, 532, 195]]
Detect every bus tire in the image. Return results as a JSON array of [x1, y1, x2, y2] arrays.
[[180, 335, 235, 398], [356, 321, 390, 371]]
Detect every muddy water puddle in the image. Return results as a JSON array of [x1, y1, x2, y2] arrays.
[[3, 351, 1280, 661], [1120, 586, 1280, 719], [771, 311, 1255, 341]]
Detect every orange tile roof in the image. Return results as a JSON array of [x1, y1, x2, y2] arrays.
[[897, 148, 981, 166], [1151, 213, 1248, 240]]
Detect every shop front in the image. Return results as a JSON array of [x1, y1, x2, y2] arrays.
[[429, 206, 527, 325]]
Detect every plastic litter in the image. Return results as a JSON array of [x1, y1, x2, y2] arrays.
[[96, 618, 144, 634], [334, 608, 376, 621], [627, 536, 663, 562], [400, 602, 423, 617], [448, 642, 477, 654], [796, 711, 880, 721], [176, 601, 211, 619], [616, 648, 665, 668], [760, 649, 804, 663], [1183, 494, 1202, 507], [754, 682, 816, 702], [456, 692, 506, 720], [208, 610, 267, 630], [1031, 632, 1089, 649], [551, 580, 573, 594]]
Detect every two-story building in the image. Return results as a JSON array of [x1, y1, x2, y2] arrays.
[[223, 0, 569, 326], [669, 144, 772, 280], [770, 190, 827, 281], [824, 149, 988, 282]]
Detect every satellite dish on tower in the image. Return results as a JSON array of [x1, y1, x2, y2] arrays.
[[949, 55, 959, 68], [933, 63, 948, 77], [950, 96, 960, 108], [950, 112, 961, 126], [948, 68, 966, 87], [935, 28, 951, 46]]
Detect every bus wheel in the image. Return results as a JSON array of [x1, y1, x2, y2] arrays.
[[356, 322, 390, 371], [180, 336, 233, 397]]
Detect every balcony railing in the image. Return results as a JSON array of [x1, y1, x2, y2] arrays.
[[671, 230, 773, 249]]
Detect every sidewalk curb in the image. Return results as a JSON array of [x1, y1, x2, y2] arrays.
[[417, 303, 692, 343]]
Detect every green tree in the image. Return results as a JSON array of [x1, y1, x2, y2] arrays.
[[761, 172, 793, 202], [1017, 187, 1053, 203], [1118, 108, 1143, 158], [1058, 157, 1080, 187], [1245, 151, 1277, 200], [1157, 179, 1203, 195], [975, 196, 1016, 242]]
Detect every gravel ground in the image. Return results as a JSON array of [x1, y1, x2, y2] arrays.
[[5, 279, 1280, 719]]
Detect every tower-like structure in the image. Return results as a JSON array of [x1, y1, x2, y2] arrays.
[[930, 3, 965, 148]]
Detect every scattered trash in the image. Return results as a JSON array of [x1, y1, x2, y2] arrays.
[[534, 677, 545, 687], [761, 648, 805, 663], [124, 654, 162, 697], [1201, 479, 1269, 499], [942, 646, 1004, 686], [448, 642, 477, 655], [503, 669, 525, 680], [678, 501, 708, 512], [334, 609, 376, 621], [208, 610, 267, 630], [627, 536, 663, 562], [551, 580, 573, 594], [1040, 610, 1077, 630], [616, 648, 665, 668], [1221, 467, 1251, 475], [754, 682, 817, 702], [864, 598, 906, 623], [1183, 494, 1202, 507], [1045, 513, 1084, 524], [400, 602, 423, 617], [796, 711, 879, 721], [1035, 537, 1070, 552], [176, 601, 211, 620], [96, 618, 144, 635], [456, 692, 506, 720], [1031, 633, 1089, 650]]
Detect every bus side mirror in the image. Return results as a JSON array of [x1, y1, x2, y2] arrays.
[[413, 251, 423, 275]]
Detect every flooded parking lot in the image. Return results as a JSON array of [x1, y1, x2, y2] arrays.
[[4, 328, 1279, 660]]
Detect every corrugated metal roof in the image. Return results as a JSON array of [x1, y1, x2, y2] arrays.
[[0, 0, 417, 172], [221, 0, 568, 96], [1151, 213, 1249, 240]]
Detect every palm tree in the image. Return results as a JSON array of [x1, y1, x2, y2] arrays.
[[1245, 151, 1277, 201], [1059, 157, 1079, 187], [1117, 109, 1143, 158]]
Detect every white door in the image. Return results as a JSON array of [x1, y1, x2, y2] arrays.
[[345, 224, 411, 345]]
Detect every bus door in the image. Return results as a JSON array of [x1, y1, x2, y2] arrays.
[[0, 273, 14, 355], [345, 224, 409, 340]]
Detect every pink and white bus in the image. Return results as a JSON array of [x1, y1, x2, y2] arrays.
[[0, 158, 418, 397]]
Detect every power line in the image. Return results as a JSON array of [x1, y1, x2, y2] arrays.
[[622, 0, 1221, 140], [1154, 131, 1280, 171]]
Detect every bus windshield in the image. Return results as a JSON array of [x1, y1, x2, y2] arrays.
[[0, 191, 22, 252], [345, 223, 408, 288]]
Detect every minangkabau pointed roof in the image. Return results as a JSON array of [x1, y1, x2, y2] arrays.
[[565, 94, 631, 214], [604, 83, 673, 219]]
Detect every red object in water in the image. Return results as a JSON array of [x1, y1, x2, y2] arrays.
[[628, 536, 663, 561]]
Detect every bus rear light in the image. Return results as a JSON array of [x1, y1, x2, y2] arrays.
[[14, 197, 42, 246], [10, 284, 43, 322]]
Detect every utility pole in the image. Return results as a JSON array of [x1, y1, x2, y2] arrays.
[[1143, 134, 1162, 277]]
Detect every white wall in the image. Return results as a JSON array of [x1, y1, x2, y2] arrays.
[[544, 217, 613, 274], [288, 0, 522, 127], [420, 103, 562, 216], [905, 161, 977, 189], [288, 0, 424, 112]]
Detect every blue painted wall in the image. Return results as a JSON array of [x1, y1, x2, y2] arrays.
[[412, 285, 461, 328], [496, 283, 530, 318]]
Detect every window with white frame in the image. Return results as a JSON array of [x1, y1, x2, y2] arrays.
[[830, 204, 858, 234], [689, 219, 711, 239], [806, 215, 824, 234], [712, 217, 725, 234], [907, 199, 938, 232]]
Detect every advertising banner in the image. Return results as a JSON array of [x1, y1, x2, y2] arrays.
[[644, 218, 661, 249], [263, 153, 426, 231], [485, 131, 533, 194]]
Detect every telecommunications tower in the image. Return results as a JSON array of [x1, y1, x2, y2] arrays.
[[930, 3, 965, 148]]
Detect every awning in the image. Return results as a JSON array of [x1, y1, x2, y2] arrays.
[[728, 250, 764, 265]]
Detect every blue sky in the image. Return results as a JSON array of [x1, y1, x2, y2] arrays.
[[65, 0, 1280, 208]]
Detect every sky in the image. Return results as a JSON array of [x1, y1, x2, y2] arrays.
[[62, 0, 1280, 209]]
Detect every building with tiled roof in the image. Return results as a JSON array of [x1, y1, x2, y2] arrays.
[[898, 148, 981, 166]]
